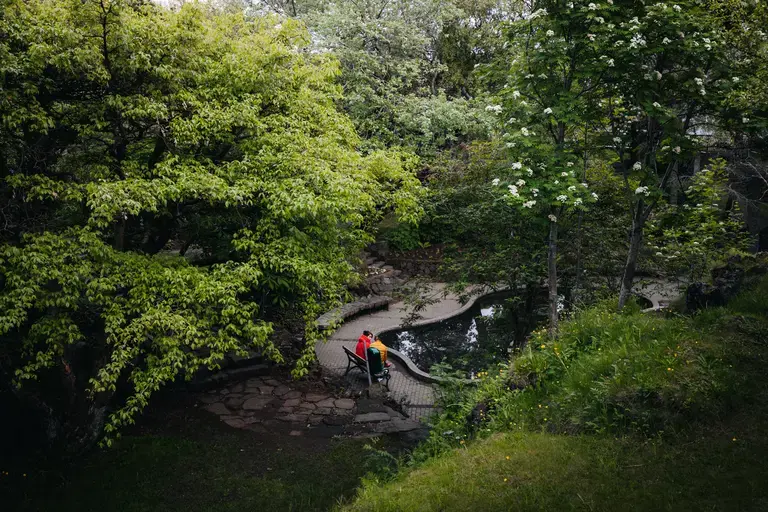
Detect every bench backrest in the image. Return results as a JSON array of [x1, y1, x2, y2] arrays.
[[343, 346, 367, 367]]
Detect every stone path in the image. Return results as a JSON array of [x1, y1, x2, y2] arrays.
[[196, 375, 426, 438], [633, 277, 687, 311], [316, 283, 483, 421]]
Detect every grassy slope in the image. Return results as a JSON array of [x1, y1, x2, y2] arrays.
[[344, 275, 768, 511]]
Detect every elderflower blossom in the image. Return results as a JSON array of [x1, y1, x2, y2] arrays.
[[673, 4, 681, 11], [492, 178, 501, 186], [548, 214, 558, 223], [732, 77, 740, 83], [588, 2, 598, 9], [529, 8, 548, 19], [505, 142, 516, 148], [543, 107, 553, 114], [694, 77, 703, 86], [557, 194, 568, 202], [592, 192, 599, 200], [635, 186, 650, 196], [613, 136, 622, 143], [523, 200, 537, 208], [587, 34, 596, 41], [554, 180, 560, 185], [633, 162, 642, 170], [516, 179, 526, 187], [655, 71, 662, 80], [652, 101, 662, 108], [561, 172, 569, 177], [662, 37, 671, 44], [532, 188, 539, 196], [630, 34, 647, 48], [486, 104, 503, 114], [512, 161, 523, 169], [512, 90, 521, 99], [743, 117, 750, 124], [521, 127, 530, 136], [607, 58, 614, 67], [673, 146, 681, 153], [574, 198, 583, 206], [508, 184, 519, 196], [566, 162, 574, 167], [615, 40, 624, 47], [595, 16, 604, 23], [581, 182, 589, 188], [526, 168, 534, 176], [568, 185, 577, 192], [546, 29, 555, 37]]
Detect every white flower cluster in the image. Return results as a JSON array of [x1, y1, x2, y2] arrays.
[[635, 186, 650, 196], [508, 184, 519, 196], [485, 104, 503, 114], [546, 29, 555, 37], [557, 194, 568, 202], [632, 161, 642, 170], [629, 34, 647, 48], [492, 178, 501, 186], [543, 107, 553, 114], [523, 200, 537, 208], [527, 168, 534, 176], [521, 127, 530, 136], [512, 161, 523, 169], [548, 214, 558, 223], [512, 90, 521, 99]]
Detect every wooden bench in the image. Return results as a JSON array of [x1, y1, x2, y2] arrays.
[[343, 346, 390, 390]]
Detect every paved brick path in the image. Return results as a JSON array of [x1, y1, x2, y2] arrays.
[[316, 283, 481, 422]]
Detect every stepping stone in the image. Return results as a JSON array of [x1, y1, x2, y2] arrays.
[[228, 383, 245, 393], [334, 398, 355, 410], [289, 430, 304, 436], [315, 398, 336, 408], [279, 413, 308, 423], [242, 417, 262, 425], [373, 419, 422, 434], [278, 406, 294, 414], [223, 418, 245, 428], [283, 398, 301, 407], [297, 403, 316, 411], [225, 397, 245, 409], [258, 385, 275, 395], [219, 389, 228, 395], [283, 390, 302, 400], [204, 403, 231, 416], [304, 393, 328, 403], [273, 385, 291, 397], [263, 378, 282, 387], [354, 412, 391, 423], [383, 406, 401, 418], [243, 396, 273, 410], [198, 394, 221, 404], [314, 407, 332, 416], [308, 415, 324, 425], [246, 378, 264, 387]]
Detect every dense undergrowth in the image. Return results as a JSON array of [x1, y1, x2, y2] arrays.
[[343, 272, 768, 510]]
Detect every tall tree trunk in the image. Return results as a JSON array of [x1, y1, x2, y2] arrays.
[[618, 214, 645, 310], [548, 217, 559, 337]]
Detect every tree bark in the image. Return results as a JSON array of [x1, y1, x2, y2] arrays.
[[548, 217, 559, 337], [618, 215, 645, 310]]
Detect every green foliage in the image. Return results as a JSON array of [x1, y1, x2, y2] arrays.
[[647, 159, 753, 281], [0, 0, 422, 446], [413, 274, 768, 460]]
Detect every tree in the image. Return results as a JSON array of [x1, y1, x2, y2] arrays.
[[0, 0, 421, 450], [485, 2, 601, 335]]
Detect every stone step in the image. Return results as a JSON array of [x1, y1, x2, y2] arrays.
[[369, 261, 385, 269], [365, 257, 378, 266]]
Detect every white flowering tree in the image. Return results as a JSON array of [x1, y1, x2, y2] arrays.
[[584, 0, 746, 307], [485, 2, 603, 335]]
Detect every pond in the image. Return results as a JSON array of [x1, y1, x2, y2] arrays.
[[378, 290, 546, 376]]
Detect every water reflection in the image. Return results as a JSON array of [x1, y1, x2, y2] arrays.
[[379, 292, 543, 375]]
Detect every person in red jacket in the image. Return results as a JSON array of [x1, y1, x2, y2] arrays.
[[355, 330, 373, 358]]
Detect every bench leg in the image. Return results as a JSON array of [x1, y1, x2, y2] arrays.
[[344, 359, 352, 376]]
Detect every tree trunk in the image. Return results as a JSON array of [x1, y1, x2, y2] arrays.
[[548, 218, 559, 337], [618, 216, 645, 310]]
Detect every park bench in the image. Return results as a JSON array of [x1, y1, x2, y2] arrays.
[[343, 346, 391, 390]]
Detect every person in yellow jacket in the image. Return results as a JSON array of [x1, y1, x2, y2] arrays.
[[371, 336, 391, 367]]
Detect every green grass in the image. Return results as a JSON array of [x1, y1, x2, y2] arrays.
[[343, 275, 768, 511], [343, 421, 768, 511], [8, 407, 378, 512]]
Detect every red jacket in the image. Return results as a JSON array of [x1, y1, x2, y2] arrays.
[[355, 335, 372, 358]]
